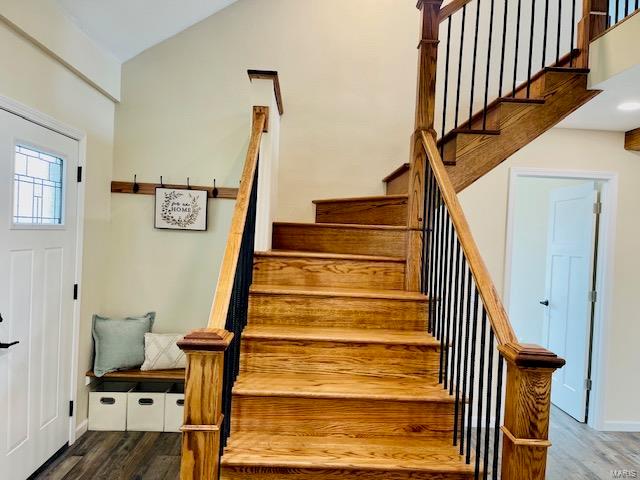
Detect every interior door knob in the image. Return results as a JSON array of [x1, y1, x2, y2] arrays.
[[539, 299, 549, 307]]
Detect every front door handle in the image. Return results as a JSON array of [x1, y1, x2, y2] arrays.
[[539, 300, 549, 307], [0, 341, 19, 349]]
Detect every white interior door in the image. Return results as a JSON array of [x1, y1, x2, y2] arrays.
[[0, 109, 79, 479], [543, 181, 598, 422]]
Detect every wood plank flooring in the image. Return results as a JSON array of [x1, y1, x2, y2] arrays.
[[34, 407, 639, 479]]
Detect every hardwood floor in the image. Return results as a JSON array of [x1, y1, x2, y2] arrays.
[[34, 408, 639, 479], [34, 431, 181, 480]]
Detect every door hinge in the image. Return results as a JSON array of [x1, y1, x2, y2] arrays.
[[585, 379, 593, 391], [77, 166, 83, 183], [589, 290, 597, 303], [593, 201, 602, 214], [69, 400, 74, 417], [73, 283, 78, 300]]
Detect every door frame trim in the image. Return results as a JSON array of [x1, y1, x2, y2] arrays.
[[0, 94, 87, 445], [503, 167, 618, 431]]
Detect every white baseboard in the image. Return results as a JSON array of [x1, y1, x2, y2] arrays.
[[600, 420, 640, 432], [75, 419, 88, 439]]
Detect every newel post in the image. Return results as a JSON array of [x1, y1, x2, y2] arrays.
[[498, 343, 566, 480], [576, 0, 609, 68], [177, 328, 233, 480], [406, 0, 443, 291]]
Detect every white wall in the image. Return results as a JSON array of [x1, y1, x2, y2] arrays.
[[0, 22, 116, 429], [108, 0, 419, 332], [460, 127, 640, 429], [507, 177, 592, 344], [0, 0, 121, 100]]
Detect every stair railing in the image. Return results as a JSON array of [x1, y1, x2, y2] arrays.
[[177, 106, 268, 480], [419, 130, 564, 480], [407, 2, 574, 479]]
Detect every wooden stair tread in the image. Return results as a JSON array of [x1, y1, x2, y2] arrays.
[[233, 372, 453, 402], [274, 221, 406, 231], [250, 283, 427, 301], [222, 434, 475, 473], [544, 66, 590, 74], [257, 249, 405, 263], [242, 325, 439, 346], [498, 96, 545, 104], [312, 194, 407, 204], [382, 163, 410, 182]]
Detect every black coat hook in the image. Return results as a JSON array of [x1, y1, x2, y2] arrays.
[[212, 178, 219, 198], [160, 176, 165, 188], [133, 174, 139, 193], [186, 177, 191, 189]]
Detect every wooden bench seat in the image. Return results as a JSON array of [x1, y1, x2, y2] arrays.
[[85, 368, 185, 382]]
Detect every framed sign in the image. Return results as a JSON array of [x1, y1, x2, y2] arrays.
[[154, 188, 208, 231]]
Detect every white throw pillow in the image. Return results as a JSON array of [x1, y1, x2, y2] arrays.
[[140, 333, 186, 371]]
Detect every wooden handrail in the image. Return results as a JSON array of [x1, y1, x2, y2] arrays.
[[208, 106, 268, 329], [420, 130, 517, 346], [438, 0, 473, 22]]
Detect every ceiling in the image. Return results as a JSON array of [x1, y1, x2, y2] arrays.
[[55, 0, 238, 62], [558, 64, 640, 132]]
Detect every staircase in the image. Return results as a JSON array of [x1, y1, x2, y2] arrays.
[[174, 0, 618, 478], [220, 195, 475, 479]]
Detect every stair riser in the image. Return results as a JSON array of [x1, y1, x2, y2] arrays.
[[240, 338, 440, 381], [483, 102, 541, 132], [273, 224, 407, 257], [253, 255, 406, 290], [385, 171, 409, 195], [222, 469, 474, 480], [315, 198, 408, 226], [249, 292, 428, 330], [230, 395, 455, 439]]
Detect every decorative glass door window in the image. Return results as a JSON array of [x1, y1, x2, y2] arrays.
[[13, 145, 64, 225]]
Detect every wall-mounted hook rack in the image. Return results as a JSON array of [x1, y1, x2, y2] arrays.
[[111, 179, 238, 199]]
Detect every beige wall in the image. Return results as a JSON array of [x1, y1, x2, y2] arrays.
[[109, 0, 419, 332], [0, 23, 115, 429], [460, 128, 640, 429]]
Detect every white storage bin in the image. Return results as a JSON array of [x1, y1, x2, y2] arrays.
[[164, 383, 185, 432], [127, 382, 170, 432], [88, 382, 136, 431]]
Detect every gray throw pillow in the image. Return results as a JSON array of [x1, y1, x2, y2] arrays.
[[92, 312, 155, 377]]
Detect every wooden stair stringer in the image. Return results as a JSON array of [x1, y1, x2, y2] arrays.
[[446, 72, 600, 191]]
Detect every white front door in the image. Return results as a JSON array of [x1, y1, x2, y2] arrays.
[[543, 181, 598, 422], [0, 109, 79, 479]]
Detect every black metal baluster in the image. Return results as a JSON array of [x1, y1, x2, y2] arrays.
[[474, 309, 488, 479], [465, 288, 480, 462], [449, 243, 462, 395], [428, 180, 439, 334], [492, 355, 505, 480], [422, 162, 433, 295], [443, 218, 456, 389], [570, 0, 577, 66], [469, 0, 482, 125], [616, 0, 620, 24], [526, 0, 537, 98], [436, 190, 446, 340], [482, 0, 497, 129], [482, 332, 495, 480], [626, 0, 630, 17], [453, 250, 467, 446], [498, 0, 509, 97], [439, 213, 452, 384], [455, 5, 468, 128], [512, 0, 523, 96], [441, 17, 453, 155], [542, 0, 550, 68], [556, 0, 563, 63], [459, 267, 473, 455]]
